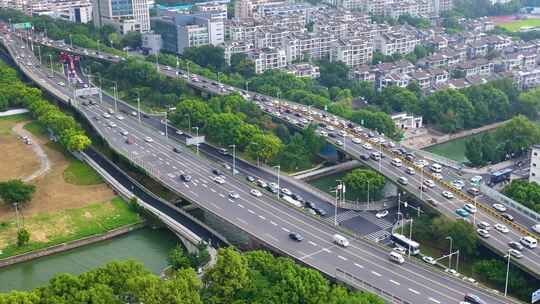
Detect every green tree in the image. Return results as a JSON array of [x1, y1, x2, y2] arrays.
[[246, 133, 283, 163], [0, 179, 36, 205], [503, 180, 540, 212], [515, 86, 540, 120], [126, 269, 202, 304], [229, 53, 255, 78], [343, 169, 386, 201], [168, 246, 192, 270], [204, 248, 250, 304], [121, 31, 142, 49], [318, 60, 350, 88], [183, 45, 226, 71], [421, 89, 474, 133], [17, 228, 30, 247]]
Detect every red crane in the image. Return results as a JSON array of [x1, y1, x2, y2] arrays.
[[59, 51, 80, 81]]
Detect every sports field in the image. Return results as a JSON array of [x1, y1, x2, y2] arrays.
[[497, 18, 540, 32]]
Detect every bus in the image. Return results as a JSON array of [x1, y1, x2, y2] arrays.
[[391, 233, 420, 255], [281, 195, 303, 208], [489, 168, 512, 185]]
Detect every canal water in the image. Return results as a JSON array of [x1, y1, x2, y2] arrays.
[[0, 228, 178, 292]]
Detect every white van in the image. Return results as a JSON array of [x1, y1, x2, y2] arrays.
[[333, 234, 350, 247], [520, 236, 538, 249], [431, 163, 442, 173], [391, 158, 402, 167], [389, 251, 405, 264]]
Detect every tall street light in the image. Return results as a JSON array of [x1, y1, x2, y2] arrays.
[[446, 236, 453, 269], [273, 165, 281, 200], [137, 92, 141, 124], [505, 249, 512, 297], [229, 144, 236, 176], [193, 127, 199, 155]]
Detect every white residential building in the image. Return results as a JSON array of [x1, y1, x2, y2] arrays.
[[529, 144, 540, 184], [285, 63, 320, 78], [376, 30, 419, 56], [391, 112, 423, 130], [249, 47, 287, 74], [92, 0, 150, 33], [334, 38, 373, 68]]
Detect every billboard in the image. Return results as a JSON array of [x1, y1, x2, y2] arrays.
[[186, 136, 205, 146], [13, 22, 31, 30], [75, 87, 100, 97]]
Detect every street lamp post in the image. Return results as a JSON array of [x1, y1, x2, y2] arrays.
[[366, 179, 370, 209], [245, 81, 249, 92], [98, 74, 103, 104], [37, 45, 42, 65], [335, 180, 343, 226], [229, 144, 236, 176], [164, 112, 168, 139], [176, 55, 179, 78], [456, 250, 460, 273], [217, 72, 220, 83], [420, 168, 424, 200], [274, 165, 281, 200], [473, 196, 477, 225], [446, 236, 453, 269], [48, 54, 53, 76], [379, 142, 382, 172], [505, 250, 511, 297], [112, 82, 118, 113], [193, 127, 199, 155], [137, 92, 141, 124], [97, 39, 100, 54], [408, 218, 414, 258]]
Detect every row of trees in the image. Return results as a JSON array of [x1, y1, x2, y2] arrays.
[[451, 0, 521, 18], [502, 179, 540, 213], [464, 115, 540, 166], [0, 62, 91, 151], [0, 248, 384, 304]]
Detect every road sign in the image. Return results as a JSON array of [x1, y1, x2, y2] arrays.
[[75, 87, 99, 97], [532, 288, 540, 303], [13, 22, 31, 30], [186, 136, 205, 146]]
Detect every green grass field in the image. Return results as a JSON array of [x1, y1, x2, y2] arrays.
[[498, 18, 540, 32], [63, 160, 103, 185], [0, 113, 31, 134], [23, 121, 48, 138], [0, 197, 142, 259]]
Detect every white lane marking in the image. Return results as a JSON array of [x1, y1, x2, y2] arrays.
[[270, 221, 278, 226], [428, 297, 440, 303], [218, 193, 225, 198], [184, 184, 190, 189], [258, 215, 266, 220], [248, 209, 255, 214], [210, 188, 216, 193], [236, 217, 248, 225], [281, 227, 290, 233], [408, 288, 420, 295], [265, 233, 279, 243], [202, 184, 207, 188], [371, 271, 382, 277], [209, 202, 222, 210], [354, 263, 364, 269], [308, 241, 317, 247], [228, 199, 234, 203], [189, 190, 198, 197], [338, 255, 347, 261], [322, 248, 331, 253], [389, 279, 400, 286], [237, 204, 244, 209]]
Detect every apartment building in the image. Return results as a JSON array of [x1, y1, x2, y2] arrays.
[[224, 40, 255, 64], [24, 0, 93, 23], [249, 47, 287, 73], [514, 68, 540, 90], [334, 38, 373, 68], [285, 63, 320, 78], [376, 30, 419, 56], [455, 58, 494, 77], [92, 0, 150, 33]]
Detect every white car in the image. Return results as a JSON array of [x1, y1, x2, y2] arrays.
[[492, 204, 507, 212], [116, 115, 125, 120], [422, 256, 436, 265], [508, 249, 524, 258], [452, 180, 465, 190], [108, 122, 117, 128], [424, 179, 435, 188], [120, 130, 129, 136], [281, 188, 293, 196], [250, 189, 262, 197], [102, 113, 111, 119], [144, 136, 154, 143], [213, 176, 225, 184], [175, 130, 183, 135], [393, 246, 407, 255], [375, 210, 389, 218], [405, 167, 415, 175], [131, 111, 138, 117], [432, 173, 443, 180], [229, 192, 240, 199], [477, 228, 490, 238], [442, 191, 454, 199], [336, 140, 344, 146], [414, 159, 429, 168], [532, 224, 540, 235], [352, 137, 362, 144], [494, 223, 509, 233], [362, 143, 373, 150], [463, 203, 477, 214]]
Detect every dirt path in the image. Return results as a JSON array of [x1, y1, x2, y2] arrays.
[[11, 122, 51, 182]]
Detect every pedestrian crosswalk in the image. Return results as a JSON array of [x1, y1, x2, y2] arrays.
[[324, 210, 360, 225], [322, 209, 395, 243], [364, 230, 391, 242], [356, 212, 394, 230]]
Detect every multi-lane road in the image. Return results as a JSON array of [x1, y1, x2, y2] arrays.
[[1, 31, 527, 304]]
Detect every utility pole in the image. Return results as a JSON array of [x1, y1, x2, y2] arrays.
[[274, 165, 281, 201], [113, 82, 118, 113], [37, 45, 42, 65], [137, 92, 141, 124], [446, 236, 453, 269], [408, 218, 413, 258], [193, 127, 199, 155], [230, 144, 236, 175], [49, 54, 53, 76], [13, 203, 20, 230], [164, 112, 168, 139], [505, 250, 511, 297]]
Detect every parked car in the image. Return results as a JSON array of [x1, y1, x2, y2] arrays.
[[422, 256, 436, 265]]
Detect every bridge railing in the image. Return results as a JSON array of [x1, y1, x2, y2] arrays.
[[480, 184, 540, 223]]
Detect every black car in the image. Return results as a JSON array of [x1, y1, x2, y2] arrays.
[[291, 194, 304, 202], [314, 208, 327, 216], [360, 154, 370, 161], [212, 169, 222, 176], [289, 233, 303, 242], [304, 201, 317, 210], [328, 132, 337, 138], [173, 146, 182, 153], [502, 213, 514, 221], [218, 148, 228, 155], [180, 174, 192, 182]]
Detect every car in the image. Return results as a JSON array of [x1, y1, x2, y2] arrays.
[[455, 208, 470, 218], [532, 224, 540, 235], [130, 111, 137, 117], [108, 121, 117, 128], [314, 207, 327, 216], [257, 179, 268, 188], [218, 148, 228, 155], [173, 146, 182, 153], [426, 198, 439, 206], [281, 188, 293, 196], [419, 184, 428, 192], [432, 173, 443, 180], [424, 179, 435, 188], [467, 187, 480, 197], [120, 130, 129, 136], [509, 248, 524, 258], [451, 179, 465, 190], [442, 191, 454, 199], [470, 175, 483, 185], [336, 140, 343, 146], [289, 233, 303, 242], [502, 213, 514, 222], [115, 115, 124, 120], [222, 163, 232, 170], [144, 136, 153, 143], [102, 113, 111, 119], [492, 203, 507, 212], [362, 143, 372, 150], [375, 210, 389, 218], [463, 203, 477, 214], [212, 169, 222, 176], [494, 223, 509, 233], [464, 293, 486, 304], [246, 176, 256, 183], [398, 176, 408, 185], [393, 246, 406, 255], [229, 192, 240, 199], [405, 167, 415, 175], [414, 159, 429, 168], [57, 81, 65, 86], [509, 241, 524, 251], [477, 221, 491, 230], [125, 137, 134, 145], [180, 174, 191, 182], [476, 228, 490, 238], [422, 256, 436, 265], [304, 201, 317, 210], [175, 130, 183, 135], [291, 194, 304, 202], [352, 137, 362, 144], [250, 189, 262, 197], [360, 154, 370, 161], [213, 176, 225, 184]]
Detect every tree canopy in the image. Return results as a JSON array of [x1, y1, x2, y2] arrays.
[[343, 169, 386, 201], [0, 179, 36, 205], [503, 180, 540, 213]]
